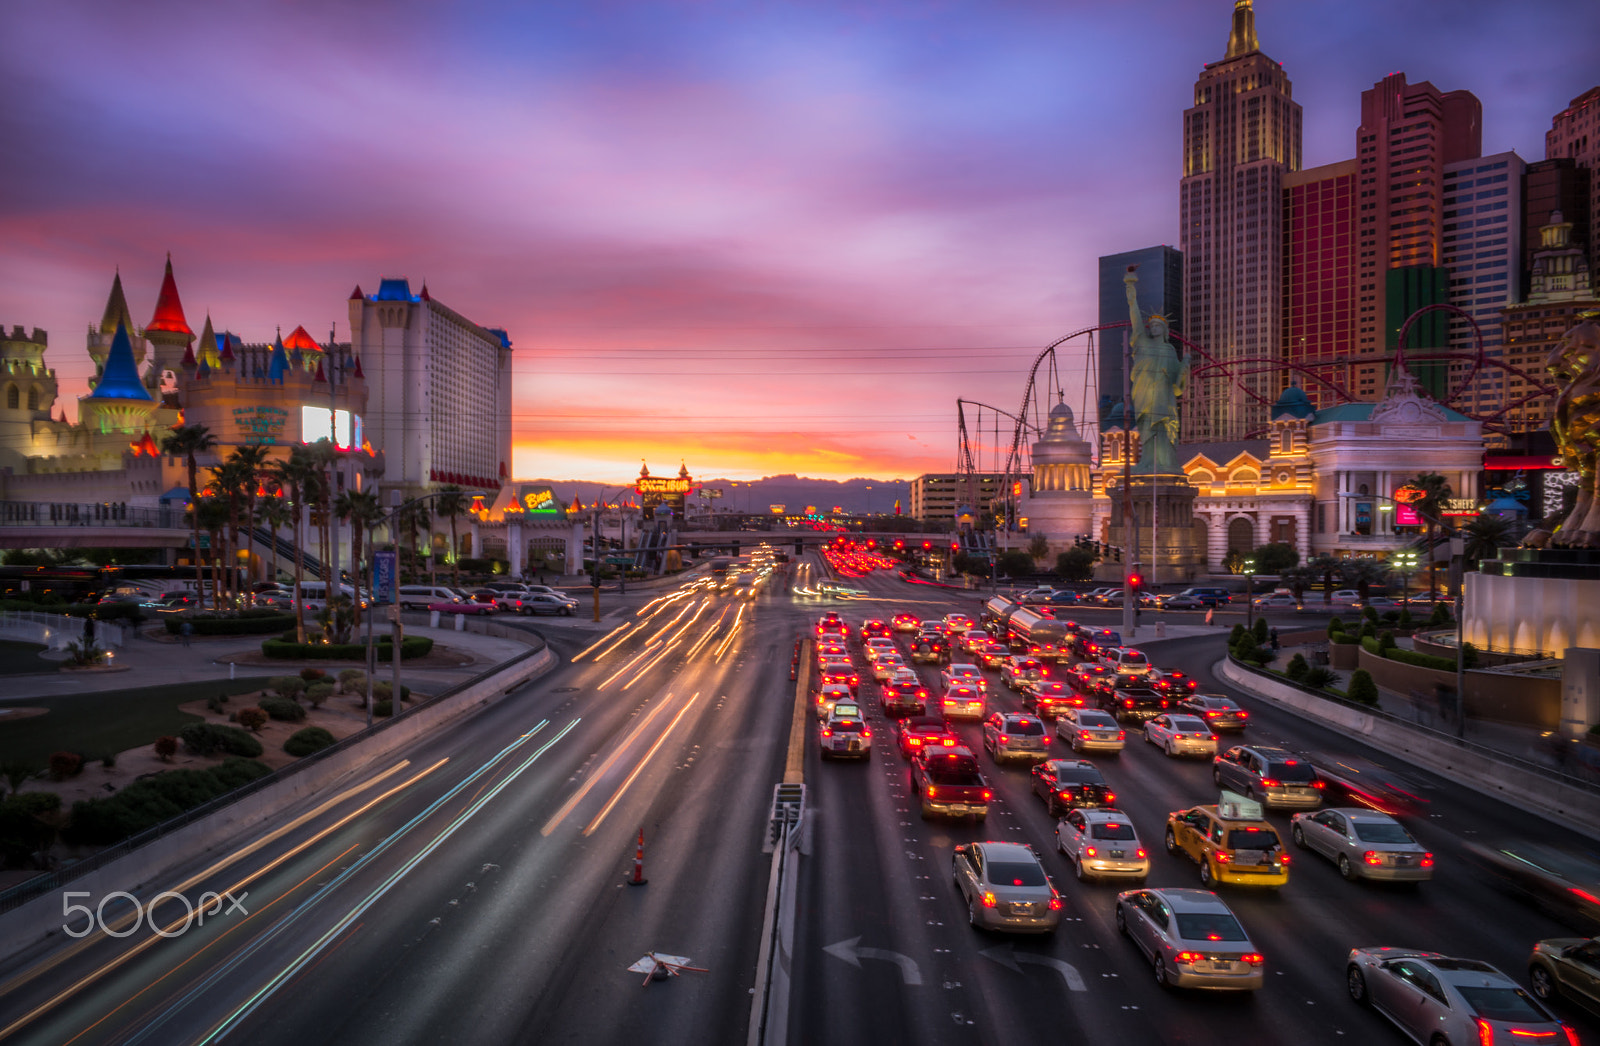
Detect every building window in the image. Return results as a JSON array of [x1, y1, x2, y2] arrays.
[[4, 385, 15, 410]]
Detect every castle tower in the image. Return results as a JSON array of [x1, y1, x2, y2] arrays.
[[78, 321, 156, 436], [143, 254, 194, 388], [1019, 396, 1096, 550], [87, 270, 146, 380], [0, 324, 59, 471]]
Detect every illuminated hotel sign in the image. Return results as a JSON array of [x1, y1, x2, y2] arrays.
[[636, 476, 695, 495], [232, 406, 289, 444], [520, 488, 561, 514], [301, 406, 363, 450]]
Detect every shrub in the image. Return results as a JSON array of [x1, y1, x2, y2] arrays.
[[62, 759, 270, 846], [180, 723, 264, 758], [373, 699, 393, 717], [206, 696, 225, 714], [300, 667, 328, 682], [1429, 602, 1453, 626], [1378, 630, 1396, 653], [1329, 630, 1359, 645], [337, 669, 366, 691], [153, 736, 178, 762], [1327, 617, 1344, 638], [1398, 607, 1413, 628], [370, 682, 413, 703], [66, 601, 144, 624], [1358, 621, 1377, 639], [1362, 606, 1379, 624], [1231, 636, 1269, 666], [259, 696, 306, 722], [1284, 653, 1309, 682], [1463, 642, 1479, 669], [1229, 623, 1248, 645], [304, 682, 335, 708], [100, 753, 116, 769], [236, 707, 268, 732], [1346, 669, 1379, 706], [1252, 617, 1269, 643], [1301, 666, 1339, 689], [269, 676, 306, 699], [1360, 636, 1459, 672], [0, 793, 60, 863], [48, 751, 83, 780], [6, 792, 61, 817], [1381, 610, 1401, 625], [260, 636, 433, 661], [284, 726, 337, 757]]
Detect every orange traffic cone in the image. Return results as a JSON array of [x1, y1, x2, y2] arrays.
[[629, 827, 648, 886]]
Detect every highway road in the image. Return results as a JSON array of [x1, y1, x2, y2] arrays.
[[0, 554, 1594, 1046]]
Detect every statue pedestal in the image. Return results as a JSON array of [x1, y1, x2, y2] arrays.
[[1466, 548, 1600, 657], [1100, 472, 1206, 584]]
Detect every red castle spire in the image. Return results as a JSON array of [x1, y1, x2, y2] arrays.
[[146, 254, 193, 336]]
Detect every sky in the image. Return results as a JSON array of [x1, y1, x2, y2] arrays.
[[2, 0, 1596, 483]]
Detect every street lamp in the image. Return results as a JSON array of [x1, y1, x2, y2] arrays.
[[1243, 557, 1259, 630], [1393, 549, 1418, 602]]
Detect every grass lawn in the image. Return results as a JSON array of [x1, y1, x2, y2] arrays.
[[0, 676, 277, 767], [0, 640, 55, 676]]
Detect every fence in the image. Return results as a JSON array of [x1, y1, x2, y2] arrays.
[[0, 610, 125, 651], [0, 502, 184, 529]]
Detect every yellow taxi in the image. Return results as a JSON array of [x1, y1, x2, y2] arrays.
[[1164, 794, 1290, 889]]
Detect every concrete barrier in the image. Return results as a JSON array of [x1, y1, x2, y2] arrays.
[[1217, 657, 1600, 841], [0, 646, 557, 967]]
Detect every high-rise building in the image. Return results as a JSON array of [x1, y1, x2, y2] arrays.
[[1354, 73, 1481, 400], [1546, 86, 1600, 272], [1097, 246, 1182, 424], [1523, 159, 1590, 283], [909, 472, 1007, 524], [1179, 0, 1302, 442], [1281, 159, 1357, 411], [348, 278, 513, 496], [1441, 151, 1524, 417]]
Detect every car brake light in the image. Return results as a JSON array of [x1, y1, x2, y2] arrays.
[[1259, 778, 1281, 788], [1363, 851, 1382, 866], [981, 891, 997, 908], [1421, 853, 1434, 868], [1048, 894, 1063, 911], [1312, 779, 1325, 789], [1079, 730, 1092, 740], [822, 728, 832, 737], [1214, 852, 1231, 864], [1240, 953, 1265, 966], [862, 728, 872, 739], [1205, 710, 1220, 716], [999, 735, 1010, 744], [1474, 1018, 1493, 1046], [1210, 735, 1220, 741], [1279, 853, 1290, 865], [981, 789, 992, 801], [1173, 951, 1202, 964], [1563, 1026, 1581, 1046], [1084, 846, 1097, 857], [1123, 699, 1134, 707], [926, 786, 937, 798], [1135, 848, 1147, 859], [1117, 731, 1126, 740], [1105, 792, 1116, 802]]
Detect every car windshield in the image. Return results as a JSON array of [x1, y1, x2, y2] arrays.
[[1225, 828, 1279, 850], [1091, 822, 1137, 841], [1174, 913, 1247, 942], [1351, 822, 1414, 844], [1006, 720, 1044, 736], [1056, 767, 1104, 785], [1267, 761, 1317, 783], [1168, 718, 1207, 731], [1118, 652, 1147, 665], [1457, 986, 1547, 1022], [986, 861, 1048, 887], [1078, 713, 1117, 728]]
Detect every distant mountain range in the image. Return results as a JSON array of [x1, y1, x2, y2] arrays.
[[524, 474, 915, 516]]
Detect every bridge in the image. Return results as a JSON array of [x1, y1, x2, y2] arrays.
[[0, 502, 192, 550]]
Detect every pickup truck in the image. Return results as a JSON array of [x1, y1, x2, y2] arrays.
[[1098, 681, 1170, 723], [910, 747, 991, 821]]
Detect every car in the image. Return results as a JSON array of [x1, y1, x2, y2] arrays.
[[815, 612, 848, 639], [814, 641, 849, 666], [1178, 694, 1251, 731], [1030, 758, 1116, 816], [982, 712, 1050, 763], [862, 637, 898, 662], [1057, 808, 1149, 883], [1016, 585, 1059, 603], [1150, 669, 1200, 696], [1165, 800, 1290, 889], [819, 716, 872, 760], [1252, 593, 1302, 609], [1289, 808, 1434, 882], [888, 666, 921, 689], [1529, 935, 1600, 1015], [943, 613, 977, 635], [818, 663, 860, 696], [1143, 714, 1219, 758], [1055, 708, 1125, 753], [1361, 597, 1401, 611], [880, 679, 930, 717], [973, 641, 1011, 670], [1067, 661, 1116, 695], [1213, 745, 1324, 809], [868, 654, 904, 683], [1023, 680, 1085, 719], [909, 632, 950, 665], [471, 588, 526, 613], [859, 618, 892, 641], [911, 746, 991, 820], [1097, 677, 1170, 723], [1345, 948, 1575, 1045], [958, 630, 992, 655], [894, 715, 961, 760], [952, 841, 1062, 934], [825, 700, 863, 723], [398, 584, 464, 610], [1115, 888, 1265, 991], [1462, 841, 1600, 929], [1100, 646, 1153, 676], [1000, 656, 1048, 692], [891, 612, 921, 633], [814, 683, 855, 718], [1043, 590, 1081, 606], [521, 592, 580, 616], [1329, 589, 1363, 606], [940, 683, 986, 720], [940, 663, 987, 693], [1306, 753, 1430, 817], [1170, 587, 1232, 607], [428, 599, 495, 616], [1159, 593, 1208, 610], [1072, 628, 1123, 660]]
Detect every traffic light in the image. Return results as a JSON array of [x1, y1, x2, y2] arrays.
[[922, 541, 932, 551], [732, 542, 740, 555], [951, 540, 960, 552], [794, 541, 803, 555], [1128, 573, 1143, 589]]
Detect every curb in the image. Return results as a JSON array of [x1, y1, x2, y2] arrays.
[[1216, 656, 1600, 842]]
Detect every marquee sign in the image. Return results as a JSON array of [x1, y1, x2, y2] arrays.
[[232, 405, 288, 444], [520, 488, 561, 514], [637, 476, 696, 495]]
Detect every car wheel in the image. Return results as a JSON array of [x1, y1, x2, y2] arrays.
[[1165, 741, 1176, 758], [1115, 904, 1128, 936], [920, 801, 934, 820], [1528, 964, 1557, 1001], [1212, 768, 1223, 787], [1429, 1037, 1452, 1046], [1075, 857, 1089, 882], [1292, 824, 1307, 848], [1153, 954, 1171, 990], [1198, 859, 1213, 886], [1338, 854, 1355, 881], [1164, 828, 1178, 854]]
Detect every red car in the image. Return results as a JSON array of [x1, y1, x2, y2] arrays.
[[894, 716, 961, 760], [429, 599, 495, 616], [1151, 670, 1201, 696]]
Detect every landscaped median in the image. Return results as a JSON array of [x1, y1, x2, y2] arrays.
[[260, 634, 434, 661]]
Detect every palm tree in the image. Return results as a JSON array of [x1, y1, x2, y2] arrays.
[[306, 439, 340, 584], [1339, 557, 1390, 604], [395, 499, 429, 580], [258, 495, 291, 585], [336, 488, 383, 630], [209, 459, 254, 608], [227, 443, 273, 600], [1460, 513, 1514, 571], [1402, 471, 1453, 603], [195, 496, 231, 610], [270, 445, 324, 643], [160, 424, 218, 598], [1307, 553, 1342, 605], [435, 486, 471, 589], [1278, 565, 1317, 603]]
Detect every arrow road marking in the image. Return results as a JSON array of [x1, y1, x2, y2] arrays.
[[980, 945, 1087, 991], [823, 937, 923, 985]]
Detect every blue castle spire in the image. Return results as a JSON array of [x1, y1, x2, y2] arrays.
[[88, 322, 154, 401]]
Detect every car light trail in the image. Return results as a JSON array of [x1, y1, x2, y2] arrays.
[[644, 599, 697, 644], [585, 621, 650, 664], [582, 692, 702, 836], [597, 640, 661, 691], [571, 622, 631, 663], [179, 719, 580, 1045], [622, 637, 687, 690], [683, 608, 728, 660], [541, 695, 678, 837], [713, 604, 748, 662]]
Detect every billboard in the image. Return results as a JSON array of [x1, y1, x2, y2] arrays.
[[372, 550, 398, 605], [1395, 504, 1420, 526], [302, 406, 363, 450]]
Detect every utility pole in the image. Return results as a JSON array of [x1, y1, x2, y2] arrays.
[[1121, 329, 1137, 638]]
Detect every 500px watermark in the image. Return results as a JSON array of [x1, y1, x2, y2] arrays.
[[62, 890, 248, 938]]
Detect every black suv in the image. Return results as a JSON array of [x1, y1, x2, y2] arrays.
[[1097, 678, 1169, 723], [910, 630, 951, 665], [1030, 758, 1116, 816]]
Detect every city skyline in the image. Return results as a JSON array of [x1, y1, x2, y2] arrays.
[[2, 0, 1595, 482]]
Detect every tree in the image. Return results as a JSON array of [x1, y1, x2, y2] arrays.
[[1346, 669, 1379, 706], [336, 488, 383, 631], [258, 496, 291, 585], [1055, 546, 1097, 582], [269, 446, 324, 643], [209, 458, 254, 608], [1307, 553, 1342, 604], [236, 707, 268, 732], [1339, 557, 1390, 603], [160, 424, 218, 599], [1027, 534, 1050, 565], [1459, 514, 1514, 571], [153, 736, 178, 763], [1278, 565, 1316, 603], [195, 496, 232, 610], [1402, 471, 1453, 602], [1222, 548, 1247, 575], [1254, 541, 1299, 574], [435, 486, 472, 589], [227, 443, 273, 601]]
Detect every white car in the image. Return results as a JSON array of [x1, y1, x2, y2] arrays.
[[1329, 590, 1362, 606], [889, 666, 921, 689], [870, 654, 905, 682], [941, 663, 987, 693], [941, 684, 986, 720], [1057, 808, 1150, 882], [1289, 808, 1434, 882], [1143, 714, 1219, 758], [819, 715, 872, 760], [814, 684, 854, 718], [1056, 708, 1125, 753], [862, 637, 898, 662]]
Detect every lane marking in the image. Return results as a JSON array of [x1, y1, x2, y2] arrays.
[[541, 695, 676, 836], [582, 691, 703, 836]]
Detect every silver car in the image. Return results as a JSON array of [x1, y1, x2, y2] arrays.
[[982, 712, 1050, 763], [1115, 888, 1264, 991], [1213, 744, 1324, 809], [1055, 708, 1125, 753], [1142, 714, 1218, 758], [1346, 948, 1574, 1045], [952, 841, 1062, 934], [1057, 808, 1149, 882], [1289, 808, 1434, 882]]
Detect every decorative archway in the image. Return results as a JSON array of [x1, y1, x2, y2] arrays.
[[1227, 516, 1255, 556]]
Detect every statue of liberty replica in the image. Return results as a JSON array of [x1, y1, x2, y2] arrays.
[[1124, 265, 1190, 472]]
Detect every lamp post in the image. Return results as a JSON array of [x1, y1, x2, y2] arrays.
[[1243, 557, 1258, 630], [365, 488, 485, 726], [1393, 550, 1417, 602]]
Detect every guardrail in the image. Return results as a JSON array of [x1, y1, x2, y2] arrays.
[[0, 610, 125, 650], [0, 502, 184, 529], [0, 634, 546, 916]]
